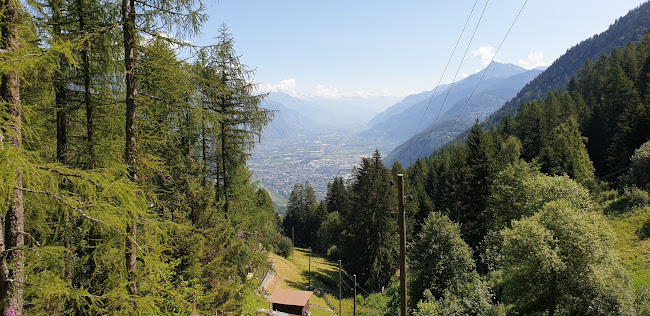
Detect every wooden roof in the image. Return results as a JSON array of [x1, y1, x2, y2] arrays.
[[268, 289, 313, 307]]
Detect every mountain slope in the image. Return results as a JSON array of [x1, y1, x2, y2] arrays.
[[261, 100, 311, 139], [266, 93, 398, 127], [483, 1, 650, 127], [359, 63, 529, 147], [367, 87, 446, 127], [385, 69, 543, 166], [388, 1, 650, 167]]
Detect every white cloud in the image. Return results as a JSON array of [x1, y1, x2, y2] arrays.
[[313, 86, 404, 98], [315, 85, 341, 98], [472, 46, 497, 66], [256, 78, 298, 96], [517, 51, 547, 69], [258, 80, 414, 99]]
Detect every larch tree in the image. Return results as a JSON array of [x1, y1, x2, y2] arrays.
[[119, 0, 206, 296], [212, 25, 272, 217], [0, 0, 24, 313]]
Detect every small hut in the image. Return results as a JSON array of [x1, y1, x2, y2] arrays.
[[267, 289, 313, 316]]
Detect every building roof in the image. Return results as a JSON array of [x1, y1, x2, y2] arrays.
[[268, 289, 313, 307]]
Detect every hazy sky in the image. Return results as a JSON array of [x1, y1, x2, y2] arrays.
[[190, 0, 648, 98]]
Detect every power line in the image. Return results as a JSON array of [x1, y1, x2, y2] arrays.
[[413, 0, 491, 161], [302, 0, 482, 169], [406, 0, 481, 154], [440, 0, 528, 146]]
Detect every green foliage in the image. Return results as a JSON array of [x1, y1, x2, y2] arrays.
[[341, 150, 398, 291], [282, 182, 320, 248], [409, 212, 490, 315], [1, 0, 277, 312], [272, 234, 294, 259], [316, 211, 343, 254], [486, 161, 593, 231], [539, 117, 596, 187], [623, 140, 650, 190], [625, 186, 650, 208], [500, 200, 635, 315]]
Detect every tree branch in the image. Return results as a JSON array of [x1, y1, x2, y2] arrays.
[[19, 188, 142, 251], [34, 165, 101, 188]]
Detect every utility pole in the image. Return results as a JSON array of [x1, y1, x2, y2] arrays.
[[339, 260, 342, 316], [353, 274, 357, 316], [397, 174, 408, 316], [308, 247, 312, 290], [292, 227, 295, 260]]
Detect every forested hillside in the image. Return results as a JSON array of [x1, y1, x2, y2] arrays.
[[387, 1, 650, 168], [282, 31, 650, 316], [0, 1, 286, 314], [484, 1, 650, 126], [360, 63, 535, 148], [385, 68, 543, 167]]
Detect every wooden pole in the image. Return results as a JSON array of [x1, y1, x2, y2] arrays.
[[308, 247, 312, 290], [353, 274, 357, 316], [339, 260, 342, 316], [397, 174, 408, 316]]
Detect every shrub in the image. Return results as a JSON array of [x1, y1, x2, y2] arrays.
[[597, 189, 619, 204], [326, 245, 339, 261], [273, 235, 293, 258], [624, 186, 650, 207]]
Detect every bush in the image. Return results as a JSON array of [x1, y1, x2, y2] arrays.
[[326, 245, 339, 261], [623, 140, 650, 191], [641, 216, 650, 240], [636, 287, 650, 316], [624, 186, 650, 207], [273, 235, 293, 258], [597, 189, 619, 204]]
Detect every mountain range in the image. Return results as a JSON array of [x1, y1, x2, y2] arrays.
[[385, 1, 650, 167], [360, 63, 542, 156], [262, 92, 399, 131]]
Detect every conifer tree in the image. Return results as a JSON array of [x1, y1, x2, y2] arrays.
[[283, 182, 319, 248], [539, 117, 595, 187], [1, 0, 25, 313], [341, 150, 398, 291], [326, 176, 348, 215], [211, 25, 273, 217], [119, 0, 206, 296], [462, 121, 496, 249]]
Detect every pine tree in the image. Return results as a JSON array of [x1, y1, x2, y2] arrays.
[[539, 117, 595, 187], [341, 150, 398, 291], [326, 176, 348, 215], [282, 182, 319, 248], [462, 121, 496, 250]]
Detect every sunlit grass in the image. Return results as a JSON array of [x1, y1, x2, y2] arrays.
[[607, 204, 650, 289]]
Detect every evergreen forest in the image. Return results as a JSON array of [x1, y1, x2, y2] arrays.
[[0, 0, 289, 314], [3, 0, 650, 315], [283, 32, 650, 315]]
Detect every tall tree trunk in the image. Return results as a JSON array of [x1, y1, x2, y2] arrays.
[[1, 0, 24, 314], [122, 0, 138, 296], [55, 87, 68, 163], [54, 31, 68, 163], [220, 118, 228, 218], [77, 0, 95, 169], [201, 110, 206, 187], [219, 72, 229, 217], [52, 4, 74, 285]]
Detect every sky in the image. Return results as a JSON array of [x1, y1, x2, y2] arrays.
[[189, 0, 648, 99]]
